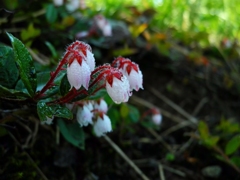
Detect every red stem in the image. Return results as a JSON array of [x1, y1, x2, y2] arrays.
[[34, 52, 70, 100]]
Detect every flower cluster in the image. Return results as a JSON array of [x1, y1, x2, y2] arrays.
[[71, 99, 111, 136], [40, 40, 143, 137]]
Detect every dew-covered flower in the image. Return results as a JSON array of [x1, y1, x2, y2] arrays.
[[106, 75, 131, 104], [94, 99, 108, 113], [112, 57, 143, 91], [93, 114, 112, 137], [67, 58, 91, 90], [123, 65, 143, 91], [76, 105, 93, 126]]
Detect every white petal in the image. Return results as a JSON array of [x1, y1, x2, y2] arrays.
[[76, 106, 93, 126], [126, 69, 143, 91], [86, 50, 95, 72], [67, 59, 91, 90], [152, 114, 162, 125], [93, 114, 112, 137]]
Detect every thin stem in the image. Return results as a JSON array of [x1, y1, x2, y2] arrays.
[[34, 52, 70, 100]]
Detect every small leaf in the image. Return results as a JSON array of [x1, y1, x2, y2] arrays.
[[45, 41, 58, 59], [20, 23, 41, 46], [120, 103, 129, 118], [0, 84, 29, 99], [225, 135, 240, 155], [203, 136, 219, 147], [230, 156, 240, 167], [7, 32, 37, 96], [165, 153, 175, 161], [46, 4, 58, 23], [198, 121, 209, 140], [59, 74, 71, 96], [127, 104, 140, 123], [0, 44, 19, 88], [57, 119, 85, 150], [37, 101, 73, 121]]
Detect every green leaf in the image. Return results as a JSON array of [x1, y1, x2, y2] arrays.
[[57, 119, 85, 150], [230, 156, 240, 167], [202, 136, 219, 147], [225, 135, 240, 155], [0, 84, 29, 99], [127, 104, 140, 123], [45, 41, 58, 59], [20, 23, 41, 46], [120, 103, 129, 118], [46, 4, 58, 23], [165, 153, 175, 161], [7, 32, 37, 96], [37, 101, 73, 121], [59, 74, 71, 96], [198, 121, 209, 140], [0, 44, 19, 88]]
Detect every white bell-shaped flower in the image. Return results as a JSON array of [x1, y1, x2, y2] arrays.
[[152, 114, 162, 125], [106, 75, 131, 104], [67, 59, 91, 90], [94, 99, 108, 113], [76, 106, 93, 127], [93, 114, 112, 137], [123, 67, 143, 91]]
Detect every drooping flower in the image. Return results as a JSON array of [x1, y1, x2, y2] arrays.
[[112, 57, 143, 91], [106, 74, 131, 104], [123, 65, 143, 91], [151, 108, 162, 125], [67, 58, 91, 90], [94, 14, 112, 36], [76, 105, 93, 126], [93, 114, 112, 137], [152, 114, 162, 125], [94, 99, 108, 113]]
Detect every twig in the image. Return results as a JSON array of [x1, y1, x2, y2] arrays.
[[161, 164, 186, 177], [160, 121, 193, 137], [133, 159, 186, 177], [192, 97, 208, 116], [176, 137, 194, 155], [28, 47, 50, 65], [146, 128, 173, 153], [104, 135, 150, 180], [131, 95, 185, 123], [8, 132, 49, 180], [0, 9, 46, 24], [159, 163, 165, 180], [148, 86, 198, 124]]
